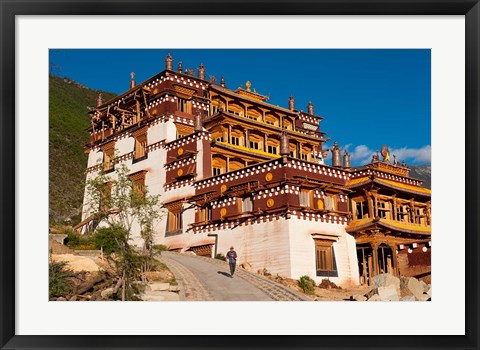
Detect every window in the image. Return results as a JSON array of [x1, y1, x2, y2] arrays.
[[129, 170, 147, 204], [299, 189, 313, 207], [198, 206, 212, 223], [216, 136, 224, 142], [396, 205, 408, 222], [241, 197, 253, 213], [231, 136, 241, 146], [267, 145, 278, 154], [101, 141, 115, 172], [177, 98, 192, 114], [377, 200, 390, 219], [282, 121, 292, 130], [355, 200, 368, 219], [300, 146, 312, 161], [265, 115, 278, 126], [132, 127, 148, 162], [166, 209, 182, 236], [415, 208, 425, 225], [212, 156, 226, 176], [324, 196, 337, 211], [249, 141, 260, 150], [289, 151, 295, 158], [314, 240, 338, 277], [103, 150, 114, 171], [134, 138, 147, 160]]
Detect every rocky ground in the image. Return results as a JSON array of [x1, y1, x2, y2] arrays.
[[258, 267, 430, 301], [350, 273, 432, 301], [49, 238, 179, 301]]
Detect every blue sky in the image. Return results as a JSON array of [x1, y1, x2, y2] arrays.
[[49, 49, 431, 166]]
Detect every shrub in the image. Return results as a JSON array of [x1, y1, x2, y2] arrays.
[[49, 258, 77, 298], [94, 225, 126, 254], [215, 253, 226, 261], [65, 230, 82, 247], [66, 230, 95, 249], [298, 275, 316, 295]]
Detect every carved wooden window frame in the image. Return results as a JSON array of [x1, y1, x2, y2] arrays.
[[101, 141, 115, 172], [314, 239, 338, 277], [129, 170, 147, 201], [132, 126, 148, 162]]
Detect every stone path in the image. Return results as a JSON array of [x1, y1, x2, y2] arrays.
[[160, 252, 310, 301]]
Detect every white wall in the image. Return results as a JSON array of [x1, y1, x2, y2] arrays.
[[215, 220, 292, 277], [287, 217, 359, 286]]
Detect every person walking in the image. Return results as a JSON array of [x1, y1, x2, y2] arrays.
[[226, 246, 237, 278]]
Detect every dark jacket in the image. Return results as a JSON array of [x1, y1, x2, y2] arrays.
[[226, 250, 237, 263]]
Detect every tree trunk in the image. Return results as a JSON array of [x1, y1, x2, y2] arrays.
[[75, 275, 105, 295]]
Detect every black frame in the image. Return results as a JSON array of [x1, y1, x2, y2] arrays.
[[1, 1, 479, 349]]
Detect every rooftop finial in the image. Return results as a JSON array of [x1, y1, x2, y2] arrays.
[[220, 76, 226, 87], [130, 72, 136, 89], [381, 145, 390, 163], [198, 63, 205, 80], [308, 101, 314, 115], [288, 96, 295, 111], [343, 149, 350, 168], [245, 80, 252, 92], [165, 53, 173, 70], [177, 61, 183, 73], [331, 141, 341, 167]]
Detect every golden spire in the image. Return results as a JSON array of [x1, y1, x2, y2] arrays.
[[245, 80, 251, 92]]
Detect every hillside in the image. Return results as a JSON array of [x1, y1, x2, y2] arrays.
[[409, 165, 431, 189], [49, 75, 116, 224]]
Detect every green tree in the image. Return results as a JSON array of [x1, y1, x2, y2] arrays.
[[85, 163, 164, 300]]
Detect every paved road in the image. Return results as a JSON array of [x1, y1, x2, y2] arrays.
[[160, 252, 310, 301]]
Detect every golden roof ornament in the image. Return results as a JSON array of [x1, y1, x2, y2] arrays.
[[234, 81, 268, 101], [381, 144, 390, 163]]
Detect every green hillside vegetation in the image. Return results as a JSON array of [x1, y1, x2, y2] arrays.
[[49, 75, 116, 225]]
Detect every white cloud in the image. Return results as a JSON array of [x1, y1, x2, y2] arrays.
[[390, 145, 431, 165], [319, 144, 431, 166], [348, 144, 375, 164]]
